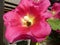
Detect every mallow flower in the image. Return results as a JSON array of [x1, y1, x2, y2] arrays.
[[51, 3, 60, 34], [51, 3, 60, 19], [3, 0, 51, 43]]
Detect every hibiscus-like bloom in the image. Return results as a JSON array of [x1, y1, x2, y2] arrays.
[[3, 0, 51, 43], [51, 3, 60, 19]]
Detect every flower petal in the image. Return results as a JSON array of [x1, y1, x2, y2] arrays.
[[56, 30, 60, 34], [52, 3, 60, 12], [15, 0, 32, 15], [54, 12, 60, 19], [34, 37, 46, 42], [3, 10, 20, 22], [5, 26, 29, 43], [31, 21, 51, 38], [3, 11, 20, 27], [17, 0, 50, 14], [51, 3, 60, 19], [33, 0, 50, 13], [41, 10, 52, 19]]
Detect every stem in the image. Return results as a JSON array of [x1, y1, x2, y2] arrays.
[[27, 39, 31, 45]]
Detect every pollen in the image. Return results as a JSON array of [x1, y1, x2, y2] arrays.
[[51, 11, 56, 15], [21, 14, 35, 27]]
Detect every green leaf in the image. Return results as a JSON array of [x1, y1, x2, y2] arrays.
[[47, 19, 60, 30]]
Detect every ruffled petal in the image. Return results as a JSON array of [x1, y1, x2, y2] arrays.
[[5, 26, 29, 43], [52, 3, 60, 12], [15, 0, 32, 15], [33, 0, 50, 13], [3, 10, 20, 22], [52, 3, 60, 19], [31, 21, 51, 39], [3, 10, 30, 43], [17, 0, 50, 14], [34, 37, 46, 42], [3, 10, 22, 27], [41, 10, 52, 19], [54, 12, 60, 19], [18, 0, 32, 8]]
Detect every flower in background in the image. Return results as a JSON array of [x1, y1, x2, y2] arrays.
[[3, 0, 51, 43], [56, 30, 60, 34], [51, 3, 60, 19], [51, 3, 60, 33]]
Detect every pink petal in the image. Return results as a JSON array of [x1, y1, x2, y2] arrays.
[[41, 10, 52, 19], [52, 3, 60, 19], [15, 0, 32, 15], [29, 6, 40, 17], [31, 21, 51, 39], [56, 30, 60, 34], [34, 0, 50, 13], [54, 12, 60, 19], [52, 3, 60, 12], [3, 11, 21, 27], [17, 0, 50, 14], [18, 0, 32, 8], [26, 30, 46, 42], [3, 10, 20, 22], [34, 37, 46, 42], [5, 26, 29, 43]]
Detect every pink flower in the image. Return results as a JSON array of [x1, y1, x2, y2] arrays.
[[51, 3, 60, 34], [51, 3, 60, 19], [3, 0, 51, 43], [56, 30, 60, 34]]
